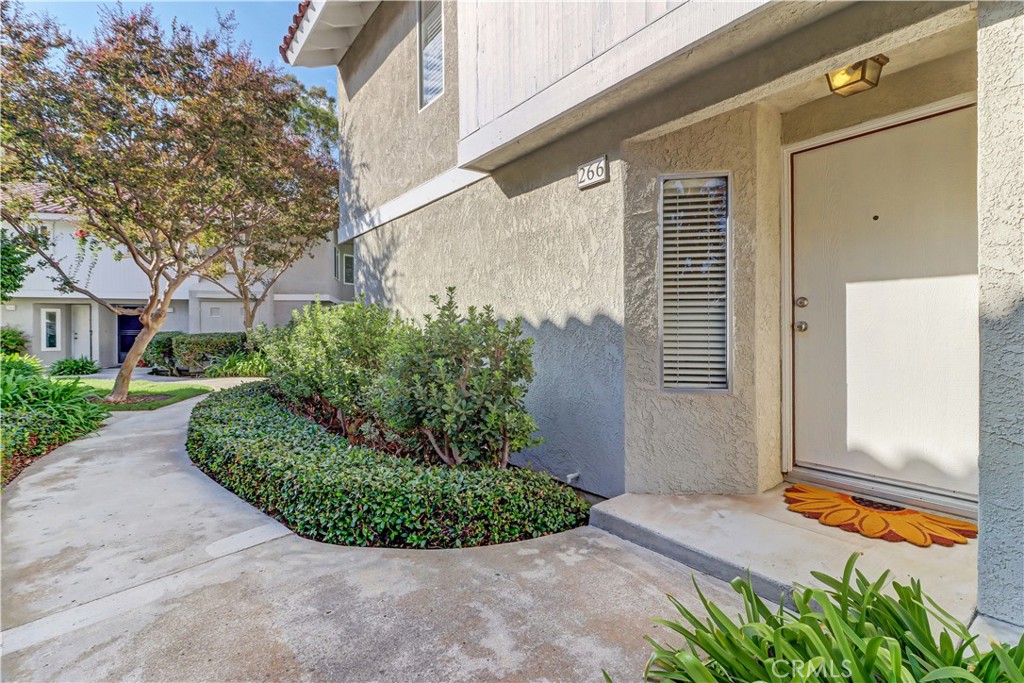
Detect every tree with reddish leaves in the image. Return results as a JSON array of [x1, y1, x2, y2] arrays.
[[1, 3, 338, 401]]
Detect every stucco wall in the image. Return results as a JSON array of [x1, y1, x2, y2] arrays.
[[1, 300, 71, 365], [274, 236, 346, 301], [338, 0, 459, 212], [621, 104, 783, 495], [976, 1, 1024, 627], [355, 148, 626, 497]]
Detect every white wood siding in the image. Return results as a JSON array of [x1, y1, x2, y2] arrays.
[[458, 0, 684, 137]]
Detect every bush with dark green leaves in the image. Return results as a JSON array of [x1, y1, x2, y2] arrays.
[[256, 298, 402, 435], [1, 352, 42, 378], [141, 331, 184, 374], [1, 325, 30, 354], [49, 356, 100, 376], [186, 382, 589, 548], [171, 332, 246, 372], [1, 370, 109, 482], [627, 554, 1024, 683], [374, 288, 541, 467]]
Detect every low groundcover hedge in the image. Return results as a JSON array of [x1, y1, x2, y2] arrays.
[[186, 382, 590, 548]]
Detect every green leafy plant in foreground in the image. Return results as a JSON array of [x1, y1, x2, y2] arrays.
[[186, 382, 589, 549], [0, 325, 30, 354], [634, 553, 1024, 683], [50, 356, 100, 376], [256, 297, 402, 436], [1, 352, 42, 378], [1, 369, 110, 482], [374, 288, 541, 468]]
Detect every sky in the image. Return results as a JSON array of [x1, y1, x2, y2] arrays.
[[22, 1, 338, 99]]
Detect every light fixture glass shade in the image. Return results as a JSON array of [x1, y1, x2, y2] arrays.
[[826, 54, 889, 96]]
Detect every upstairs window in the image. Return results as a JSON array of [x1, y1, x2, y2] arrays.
[[418, 0, 444, 108], [659, 174, 731, 392]]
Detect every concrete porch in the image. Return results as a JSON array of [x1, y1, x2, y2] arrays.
[[591, 485, 978, 624]]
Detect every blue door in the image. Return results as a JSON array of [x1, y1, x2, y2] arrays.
[[117, 311, 144, 363]]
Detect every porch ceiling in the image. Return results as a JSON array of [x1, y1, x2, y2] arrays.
[[765, 21, 978, 114]]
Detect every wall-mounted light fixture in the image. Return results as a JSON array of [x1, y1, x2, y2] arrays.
[[826, 54, 889, 97]]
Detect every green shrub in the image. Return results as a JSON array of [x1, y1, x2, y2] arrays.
[[1, 370, 110, 482], [170, 332, 245, 372], [1, 352, 42, 378], [374, 288, 541, 467], [186, 382, 589, 548], [1, 325, 30, 354], [204, 350, 270, 378], [50, 356, 100, 376], [631, 554, 1024, 683], [141, 331, 184, 374], [257, 298, 401, 435]]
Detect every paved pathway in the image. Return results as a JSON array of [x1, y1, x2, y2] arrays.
[[1, 387, 742, 682]]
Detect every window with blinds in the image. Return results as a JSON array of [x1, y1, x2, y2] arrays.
[[418, 0, 444, 108], [659, 174, 731, 391]]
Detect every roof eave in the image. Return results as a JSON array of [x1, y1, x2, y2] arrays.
[[281, 0, 381, 68]]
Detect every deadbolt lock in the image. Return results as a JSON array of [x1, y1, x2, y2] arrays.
[[794, 321, 809, 332], [795, 296, 809, 308]]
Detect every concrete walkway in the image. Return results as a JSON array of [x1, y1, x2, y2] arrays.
[[1, 389, 743, 682]]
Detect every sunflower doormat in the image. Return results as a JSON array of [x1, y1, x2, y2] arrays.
[[783, 484, 977, 548]]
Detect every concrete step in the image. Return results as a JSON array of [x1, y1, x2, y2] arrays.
[[589, 486, 977, 624]]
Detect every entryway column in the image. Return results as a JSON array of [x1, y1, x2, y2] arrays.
[[976, 2, 1024, 628]]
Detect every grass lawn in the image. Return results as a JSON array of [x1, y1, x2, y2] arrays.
[[60, 379, 212, 411]]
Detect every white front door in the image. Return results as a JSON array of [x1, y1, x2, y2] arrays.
[[791, 106, 978, 498], [70, 304, 92, 359]]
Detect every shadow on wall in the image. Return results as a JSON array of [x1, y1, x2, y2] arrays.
[[353, 216, 398, 309], [338, 1, 413, 101], [363, 243, 630, 497], [515, 313, 626, 497], [338, 110, 374, 289]]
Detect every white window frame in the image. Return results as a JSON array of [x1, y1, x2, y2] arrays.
[[657, 171, 733, 394], [417, 0, 444, 111], [334, 244, 342, 281], [41, 307, 62, 351], [343, 253, 355, 286]]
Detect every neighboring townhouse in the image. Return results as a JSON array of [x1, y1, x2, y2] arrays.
[[1, 183, 355, 366], [285, 1, 1022, 628]]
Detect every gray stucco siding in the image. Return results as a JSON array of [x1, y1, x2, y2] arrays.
[[355, 154, 626, 498], [621, 104, 783, 496], [338, 0, 460, 214], [976, 1, 1024, 628]]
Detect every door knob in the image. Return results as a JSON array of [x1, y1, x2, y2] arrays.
[[794, 321, 809, 332], [795, 296, 809, 308]]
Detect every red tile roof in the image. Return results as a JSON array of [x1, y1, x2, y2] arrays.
[[279, 0, 312, 62], [2, 182, 75, 215]]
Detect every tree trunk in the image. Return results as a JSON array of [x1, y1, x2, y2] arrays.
[[106, 323, 161, 403]]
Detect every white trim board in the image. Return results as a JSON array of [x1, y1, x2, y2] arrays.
[[339, 167, 488, 242], [779, 93, 978, 514]]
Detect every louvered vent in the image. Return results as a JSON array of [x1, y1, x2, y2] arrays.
[[660, 175, 730, 391], [419, 1, 444, 107]]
